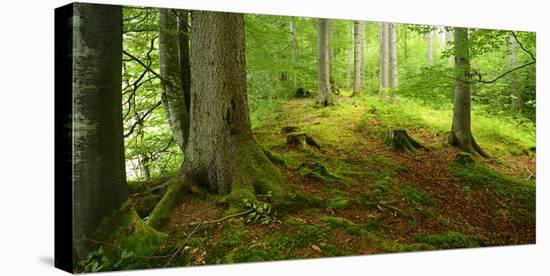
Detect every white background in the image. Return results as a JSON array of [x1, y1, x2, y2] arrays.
[[0, 0, 547, 275]]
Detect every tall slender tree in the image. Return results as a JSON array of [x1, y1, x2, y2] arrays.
[[346, 23, 352, 89], [317, 18, 333, 106], [508, 34, 523, 113], [290, 17, 300, 90], [159, 8, 190, 152], [352, 21, 364, 96], [379, 22, 389, 93], [427, 30, 434, 66], [449, 27, 489, 157], [388, 23, 398, 88], [72, 3, 126, 258]]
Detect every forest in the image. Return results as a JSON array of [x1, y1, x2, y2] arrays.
[[65, 3, 536, 272]]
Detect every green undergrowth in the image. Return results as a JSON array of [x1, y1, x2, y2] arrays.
[[415, 231, 481, 249], [355, 94, 535, 157]]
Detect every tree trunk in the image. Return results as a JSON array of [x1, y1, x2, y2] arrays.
[[72, 3, 127, 259], [159, 9, 190, 152], [427, 30, 434, 66], [177, 10, 191, 115], [290, 17, 300, 90], [346, 23, 352, 89], [328, 20, 336, 92], [389, 23, 398, 88], [449, 27, 489, 158], [379, 22, 389, 93], [352, 21, 364, 96], [362, 24, 367, 83], [317, 18, 333, 106], [508, 34, 523, 113], [180, 11, 284, 201]]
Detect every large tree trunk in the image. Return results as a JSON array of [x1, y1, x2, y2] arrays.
[[427, 30, 434, 66], [388, 23, 398, 88], [508, 34, 523, 113], [317, 18, 333, 106], [177, 10, 191, 115], [72, 3, 127, 259], [290, 17, 300, 91], [180, 11, 284, 200], [159, 9, 190, 152], [449, 27, 489, 158], [352, 21, 364, 96], [379, 22, 389, 93]]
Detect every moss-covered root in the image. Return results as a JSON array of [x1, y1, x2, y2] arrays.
[[78, 200, 167, 261], [224, 140, 290, 212], [147, 177, 189, 229], [385, 129, 425, 153]]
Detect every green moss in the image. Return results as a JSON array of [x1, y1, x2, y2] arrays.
[[451, 162, 535, 212], [416, 231, 481, 249], [294, 224, 326, 247], [370, 178, 394, 194], [227, 140, 287, 211], [398, 243, 437, 252], [399, 183, 434, 207], [320, 216, 356, 228], [147, 177, 188, 229]]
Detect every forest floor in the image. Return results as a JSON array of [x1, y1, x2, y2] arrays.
[[129, 91, 536, 268]]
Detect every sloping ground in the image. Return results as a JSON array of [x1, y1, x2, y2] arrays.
[[129, 93, 536, 268]]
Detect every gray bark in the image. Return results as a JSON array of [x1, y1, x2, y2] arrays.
[[328, 20, 336, 91], [183, 11, 252, 194], [427, 30, 434, 66], [508, 34, 523, 112], [317, 18, 333, 106], [159, 9, 190, 152], [177, 10, 191, 115], [379, 23, 389, 92], [346, 23, 352, 88], [290, 17, 300, 90], [72, 3, 126, 259], [389, 23, 398, 88], [353, 21, 364, 96], [449, 27, 488, 157]]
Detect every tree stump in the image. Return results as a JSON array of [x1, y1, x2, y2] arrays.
[[287, 132, 321, 149], [281, 126, 301, 133], [385, 129, 425, 152], [454, 152, 475, 164]]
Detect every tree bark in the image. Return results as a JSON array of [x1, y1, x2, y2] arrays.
[[180, 11, 284, 200], [508, 34, 523, 113], [427, 30, 434, 66], [346, 23, 352, 89], [388, 23, 398, 88], [449, 27, 489, 158], [317, 18, 333, 106], [177, 10, 191, 115], [159, 9, 190, 152], [328, 20, 336, 92], [379, 23, 389, 93], [72, 3, 127, 259], [353, 21, 364, 96], [290, 17, 300, 90]]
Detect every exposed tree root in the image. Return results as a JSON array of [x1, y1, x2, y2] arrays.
[[385, 129, 425, 153], [448, 132, 491, 159]]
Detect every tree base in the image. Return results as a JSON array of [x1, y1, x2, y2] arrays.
[[448, 132, 490, 158], [75, 200, 167, 264], [385, 129, 425, 152]]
